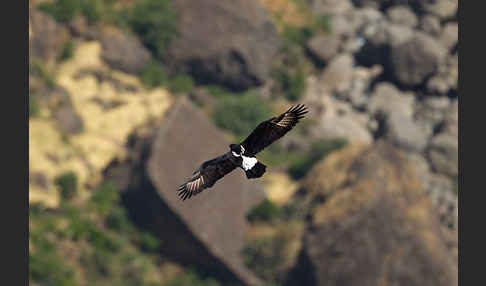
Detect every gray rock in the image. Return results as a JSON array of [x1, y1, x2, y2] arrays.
[[387, 5, 418, 27], [427, 53, 458, 94], [147, 98, 265, 286], [307, 34, 341, 64], [391, 32, 448, 86], [67, 16, 99, 40], [386, 24, 414, 46], [320, 54, 355, 94], [289, 142, 458, 286], [30, 171, 50, 190], [106, 98, 265, 286], [30, 9, 70, 62], [440, 22, 458, 51], [386, 112, 428, 152], [100, 27, 151, 75], [367, 82, 415, 118], [53, 103, 84, 135], [427, 132, 458, 177], [337, 65, 383, 109], [360, 15, 388, 46], [166, 0, 281, 90], [420, 15, 442, 37], [415, 96, 451, 134], [303, 76, 373, 144]]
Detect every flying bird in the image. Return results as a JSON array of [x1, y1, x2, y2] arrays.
[[178, 104, 308, 201]]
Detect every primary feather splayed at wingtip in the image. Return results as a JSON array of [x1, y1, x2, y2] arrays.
[[287, 104, 308, 119]]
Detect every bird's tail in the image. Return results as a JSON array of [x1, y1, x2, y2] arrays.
[[245, 161, 266, 179]]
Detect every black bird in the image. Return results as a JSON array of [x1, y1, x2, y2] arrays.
[[177, 104, 308, 201]]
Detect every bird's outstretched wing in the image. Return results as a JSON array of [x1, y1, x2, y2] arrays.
[[240, 104, 308, 156], [178, 154, 237, 201]]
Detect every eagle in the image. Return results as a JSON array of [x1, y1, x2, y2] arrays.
[[178, 104, 308, 201]]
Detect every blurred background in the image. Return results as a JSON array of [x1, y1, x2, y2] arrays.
[[29, 0, 458, 285]]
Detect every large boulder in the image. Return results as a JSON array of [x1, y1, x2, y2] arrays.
[[30, 9, 70, 63], [100, 27, 152, 75], [286, 141, 458, 286], [105, 98, 264, 286], [165, 0, 280, 90], [390, 32, 447, 86]]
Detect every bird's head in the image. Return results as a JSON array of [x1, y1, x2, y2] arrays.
[[229, 144, 243, 156]]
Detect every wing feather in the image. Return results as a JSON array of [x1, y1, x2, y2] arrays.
[[240, 104, 308, 156], [178, 154, 237, 201]]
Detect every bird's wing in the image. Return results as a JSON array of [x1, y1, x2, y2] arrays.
[[240, 104, 308, 156], [178, 154, 237, 201]]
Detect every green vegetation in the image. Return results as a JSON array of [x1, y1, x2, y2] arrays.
[[282, 25, 314, 47], [30, 244, 78, 286], [313, 14, 332, 34], [241, 235, 286, 282], [38, 0, 107, 23], [212, 92, 273, 138], [30, 60, 56, 88], [271, 67, 306, 101], [29, 95, 40, 118], [288, 139, 347, 180], [58, 39, 75, 61], [29, 180, 176, 286], [168, 74, 195, 94], [140, 60, 169, 88], [139, 231, 161, 253], [247, 199, 283, 223], [164, 269, 222, 286], [140, 60, 195, 93], [54, 171, 78, 200], [452, 176, 458, 195], [126, 0, 178, 58]]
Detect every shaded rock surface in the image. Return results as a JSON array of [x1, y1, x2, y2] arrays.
[[165, 0, 281, 90], [105, 98, 265, 286], [286, 141, 458, 286], [30, 9, 70, 63], [100, 27, 152, 75], [390, 32, 447, 86]]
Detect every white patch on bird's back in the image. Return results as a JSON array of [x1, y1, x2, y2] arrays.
[[241, 155, 258, 171]]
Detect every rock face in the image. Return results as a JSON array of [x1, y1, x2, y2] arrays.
[[286, 141, 458, 286], [30, 9, 70, 62], [165, 0, 280, 90], [106, 98, 264, 286], [100, 27, 152, 74], [390, 32, 447, 86]]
